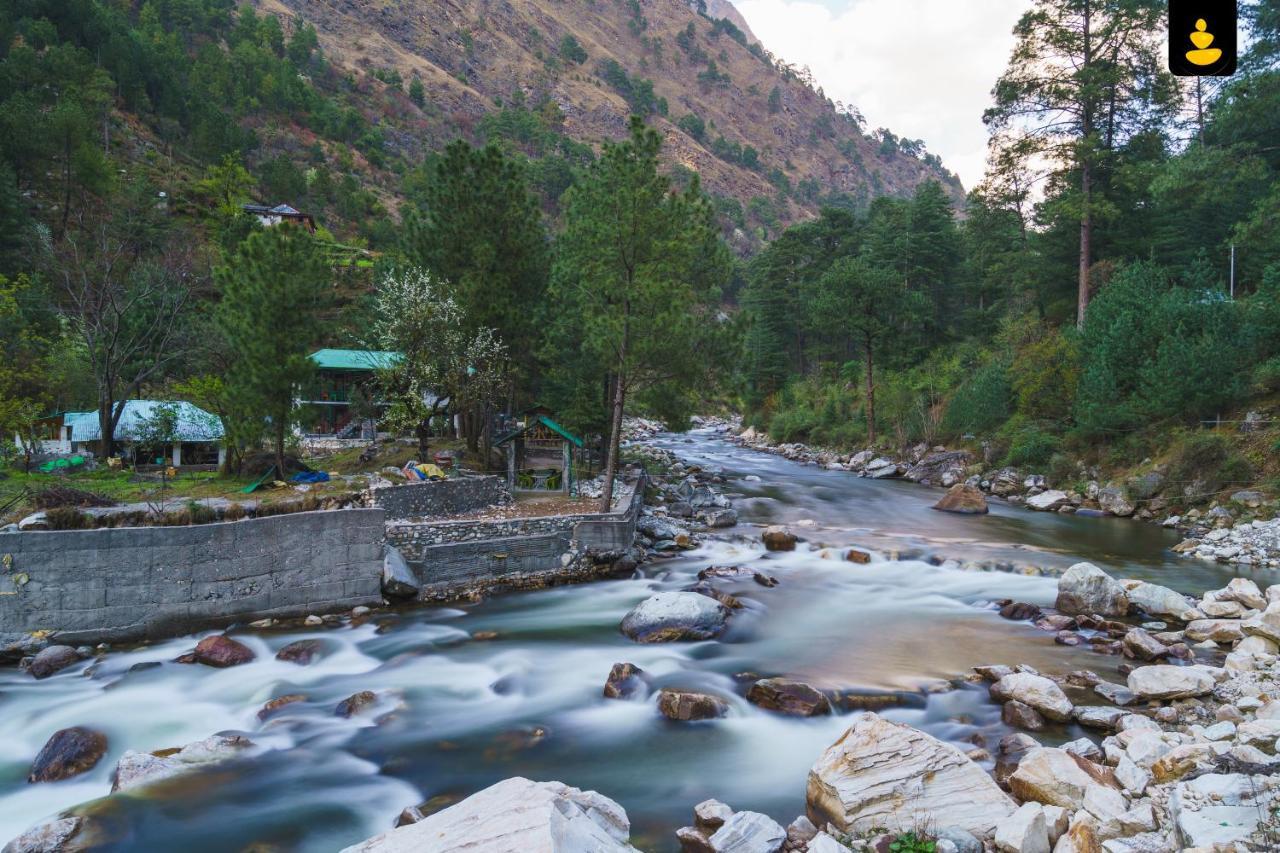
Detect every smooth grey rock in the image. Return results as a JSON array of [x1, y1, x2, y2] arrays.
[[620, 592, 728, 643], [707, 811, 785, 853], [1127, 665, 1215, 700], [381, 546, 419, 599]]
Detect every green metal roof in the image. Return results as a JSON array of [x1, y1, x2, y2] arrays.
[[495, 415, 584, 448], [309, 349, 400, 371]]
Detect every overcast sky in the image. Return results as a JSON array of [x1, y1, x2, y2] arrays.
[[736, 0, 1031, 190]]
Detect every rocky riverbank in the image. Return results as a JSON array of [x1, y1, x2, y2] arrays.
[[720, 418, 1280, 570]]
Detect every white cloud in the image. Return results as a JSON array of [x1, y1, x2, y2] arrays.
[[735, 0, 1030, 190]]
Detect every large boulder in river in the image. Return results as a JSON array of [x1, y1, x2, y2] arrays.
[[746, 678, 831, 717], [761, 526, 797, 551], [806, 713, 1017, 838], [339, 777, 637, 852], [1054, 563, 1128, 617], [620, 592, 728, 643], [657, 689, 729, 721], [190, 634, 255, 668], [28, 727, 108, 783], [905, 450, 972, 484], [989, 673, 1073, 722], [933, 485, 988, 515]]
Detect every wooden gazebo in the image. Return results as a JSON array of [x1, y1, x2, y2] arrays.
[[494, 411, 584, 494]]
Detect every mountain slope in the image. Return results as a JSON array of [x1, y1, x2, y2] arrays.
[[253, 0, 962, 244]]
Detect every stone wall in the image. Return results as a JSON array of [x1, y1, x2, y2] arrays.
[[394, 476, 647, 600], [0, 509, 385, 645], [385, 482, 638, 559], [369, 475, 510, 520]]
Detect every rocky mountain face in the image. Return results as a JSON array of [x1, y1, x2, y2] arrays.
[[253, 0, 962, 245]]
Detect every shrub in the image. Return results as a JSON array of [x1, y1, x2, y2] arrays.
[[1165, 430, 1254, 495], [769, 407, 818, 444], [941, 359, 1011, 437], [1254, 355, 1280, 393], [1008, 329, 1079, 421], [1002, 420, 1060, 468]]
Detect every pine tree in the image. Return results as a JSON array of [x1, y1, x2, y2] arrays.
[[215, 225, 330, 475], [548, 117, 730, 510]]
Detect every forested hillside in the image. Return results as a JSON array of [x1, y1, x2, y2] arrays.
[[741, 0, 1280, 496]]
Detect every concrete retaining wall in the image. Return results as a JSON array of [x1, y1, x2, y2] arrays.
[[0, 509, 385, 645], [370, 475, 509, 520], [401, 475, 647, 599]]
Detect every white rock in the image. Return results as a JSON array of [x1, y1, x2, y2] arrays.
[[619, 592, 729, 642], [707, 811, 785, 853], [1113, 756, 1150, 796], [1124, 582, 1201, 621], [1242, 601, 1280, 643], [1184, 619, 1244, 643], [1126, 665, 1215, 700], [1026, 491, 1069, 512], [338, 777, 636, 852], [1201, 721, 1236, 741], [806, 832, 851, 853], [1055, 563, 1128, 616], [1008, 747, 1119, 810], [806, 713, 1016, 838], [991, 673, 1073, 722], [1222, 578, 1267, 609], [994, 802, 1049, 853], [1236, 634, 1279, 655]]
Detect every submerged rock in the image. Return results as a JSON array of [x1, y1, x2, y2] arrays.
[[745, 678, 831, 717], [190, 635, 255, 668], [619, 592, 729, 643], [602, 663, 649, 700], [1055, 563, 1128, 617], [275, 639, 322, 665], [806, 713, 1016, 838], [338, 777, 637, 852], [112, 735, 252, 793], [656, 689, 729, 721], [335, 691, 377, 718], [28, 727, 108, 783], [761, 526, 797, 552], [933, 484, 989, 515], [2, 817, 91, 853]]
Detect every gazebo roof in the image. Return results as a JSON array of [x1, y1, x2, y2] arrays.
[[494, 415, 583, 448]]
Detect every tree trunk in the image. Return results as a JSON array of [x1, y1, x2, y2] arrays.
[[274, 421, 286, 479], [1077, 160, 1092, 328], [863, 340, 876, 444], [416, 419, 431, 460], [97, 399, 114, 459], [599, 376, 627, 513]]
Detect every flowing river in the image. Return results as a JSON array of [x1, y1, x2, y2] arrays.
[[0, 429, 1269, 851]]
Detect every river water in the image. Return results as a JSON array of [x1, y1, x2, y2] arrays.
[[0, 430, 1268, 851]]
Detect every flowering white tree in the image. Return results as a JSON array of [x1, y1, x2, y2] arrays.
[[368, 267, 509, 458]]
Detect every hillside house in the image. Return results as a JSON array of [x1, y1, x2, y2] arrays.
[[242, 203, 316, 233], [63, 401, 225, 466], [300, 349, 399, 438]]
